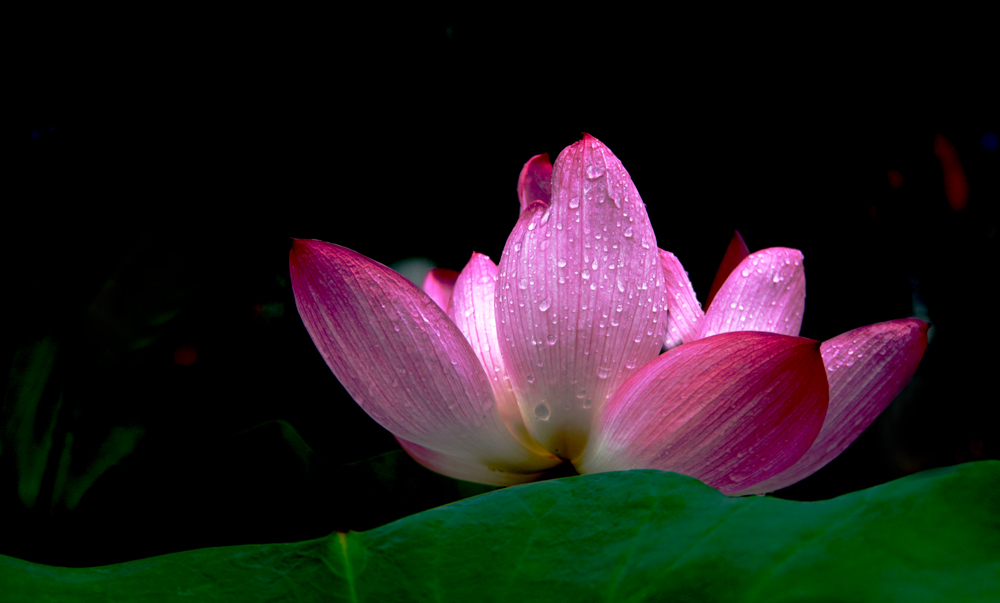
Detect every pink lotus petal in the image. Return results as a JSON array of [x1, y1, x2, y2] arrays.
[[705, 230, 750, 310], [448, 252, 560, 460], [697, 247, 806, 340], [496, 134, 667, 459], [579, 331, 829, 495], [516, 153, 553, 215], [732, 319, 929, 495], [659, 249, 705, 350], [421, 268, 459, 313], [396, 436, 555, 487], [289, 239, 553, 471]]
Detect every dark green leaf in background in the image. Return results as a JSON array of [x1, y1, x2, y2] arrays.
[[4, 461, 997, 602]]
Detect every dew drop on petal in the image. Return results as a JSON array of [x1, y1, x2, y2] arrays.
[[617, 277, 625, 293], [558, 258, 567, 268], [741, 268, 750, 277], [528, 222, 537, 231], [534, 403, 550, 420], [569, 197, 580, 209], [547, 334, 557, 345], [583, 398, 593, 409], [526, 374, 535, 384], [539, 298, 552, 312], [624, 226, 633, 238], [597, 366, 611, 379]]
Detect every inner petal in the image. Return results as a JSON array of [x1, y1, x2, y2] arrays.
[[496, 135, 667, 459]]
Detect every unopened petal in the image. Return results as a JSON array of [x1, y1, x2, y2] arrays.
[[448, 252, 559, 461], [396, 436, 555, 487], [496, 135, 667, 459], [697, 247, 806, 340], [732, 319, 928, 495], [422, 268, 459, 313], [579, 331, 829, 495], [289, 239, 547, 471], [516, 153, 553, 215], [659, 249, 704, 350], [705, 230, 750, 310]]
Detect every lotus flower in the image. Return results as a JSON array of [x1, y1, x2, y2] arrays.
[[290, 134, 927, 495]]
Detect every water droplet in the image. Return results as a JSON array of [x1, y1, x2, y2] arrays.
[[518, 278, 528, 290], [597, 366, 611, 379], [394, 325, 401, 332], [582, 269, 591, 280], [730, 302, 737, 309], [741, 268, 750, 277], [514, 242, 521, 252], [585, 164, 606, 179], [528, 222, 537, 231], [583, 398, 592, 408], [540, 210, 551, 225], [558, 258, 567, 268], [576, 389, 587, 399], [624, 226, 633, 238], [569, 197, 580, 209], [546, 334, 557, 345], [539, 298, 551, 312], [590, 282, 597, 290], [772, 274, 781, 283], [534, 403, 550, 420], [526, 374, 535, 384], [591, 259, 599, 270]]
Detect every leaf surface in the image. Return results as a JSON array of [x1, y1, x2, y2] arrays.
[[3, 462, 998, 602]]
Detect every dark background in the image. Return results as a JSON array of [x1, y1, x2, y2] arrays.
[[6, 14, 996, 567]]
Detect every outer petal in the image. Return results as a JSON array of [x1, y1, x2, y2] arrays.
[[579, 331, 829, 495], [705, 230, 750, 310], [732, 319, 929, 495], [448, 252, 560, 462], [396, 436, 551, 487], [697, 247, 806, 340], [659, 249, 704, 350], [421, 268, 459, 313], [496, 135, 667, 460], [516, 153, 553, 215], [289, 239, 546, 471]]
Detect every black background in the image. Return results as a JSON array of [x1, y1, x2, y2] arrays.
[[6, 13, 996, 567]]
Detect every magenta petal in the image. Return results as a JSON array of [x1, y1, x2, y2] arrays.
[[289, 239, 547, 470], [516, 153, 553, 215], [421, 268, 459, 313], [659, 249, 705, 350], [705, 230, 750, 310], [580, 332, 829, 495], [732, 319, 929, 495], [448, 252, 559, 461], [496, 135, 667, 459], [396, 436, 554, 486], [697, 247, 806, 340]]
